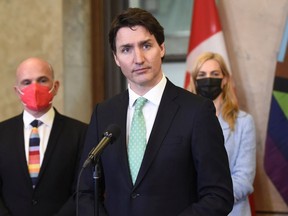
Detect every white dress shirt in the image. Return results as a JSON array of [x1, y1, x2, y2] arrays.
[[127, 74, 167, 144], [23, 107, 55, 165]]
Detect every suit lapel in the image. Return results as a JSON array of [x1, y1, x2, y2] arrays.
[[134, 80, 179, 187], [37, 109, 63, 181], [14, 114, 33, 185], [113, 91, 134, 187]]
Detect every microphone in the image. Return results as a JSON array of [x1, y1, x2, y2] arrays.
[[83, 124, 121, 168]]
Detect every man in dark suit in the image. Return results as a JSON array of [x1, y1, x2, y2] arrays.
[[0, 57, 87, 216], [79, 8, 233, 216]]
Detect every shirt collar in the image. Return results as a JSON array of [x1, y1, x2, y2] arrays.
[[128, 74, 167, 108], [23, 107, 55, 128]]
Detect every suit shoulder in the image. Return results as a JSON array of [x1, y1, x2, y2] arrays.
[[172, 84, 211, 106], [0, 114, 22, 127], [56, 113, 88, 128], [96, 91, 127, 109], [62, 115, 88, 126], [237, 110, 253, 120], [236, 110, 255, 128], [0, 115, 23, 136]]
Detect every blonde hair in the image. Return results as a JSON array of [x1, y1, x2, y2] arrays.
[[190, 52, 239, 130]]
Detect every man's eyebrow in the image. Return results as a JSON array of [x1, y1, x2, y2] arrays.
[[138, 39, 152, 46], [36, 76, 49, 80], [119, 43, 132, 48], [117, 39, 153, 51]]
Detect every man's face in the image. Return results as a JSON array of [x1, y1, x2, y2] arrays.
[[113, 25, 165, 95], [16, 59, 55, 91], [14, 58, 59, 115]]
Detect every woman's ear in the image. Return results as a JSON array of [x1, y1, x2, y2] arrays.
[[221, 76, 228, 88]]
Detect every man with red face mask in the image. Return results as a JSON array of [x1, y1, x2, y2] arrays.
[[0, 57, 88, 216]]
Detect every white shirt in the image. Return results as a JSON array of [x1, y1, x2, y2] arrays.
[[127, 74, 167, 144], [23, 107, 55, 165]]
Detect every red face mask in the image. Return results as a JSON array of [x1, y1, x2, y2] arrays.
[[17, 83, 54, 111]]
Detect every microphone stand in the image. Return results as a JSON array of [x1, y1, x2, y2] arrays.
[[77, 126, 120, 216], [91, 131, 113, 216], [92, 156, 101, 216]]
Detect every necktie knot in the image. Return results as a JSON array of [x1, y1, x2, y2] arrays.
[[30, 120, 41, 128], [134, 97, 147, 111]]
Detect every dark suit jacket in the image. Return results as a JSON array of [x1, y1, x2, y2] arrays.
[[79, 80, 233, 216], [0, 109, 87, 216]]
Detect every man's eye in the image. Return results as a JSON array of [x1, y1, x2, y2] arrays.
[[38, 78, 48, 83], [22, 81, 31, 85], [143, 44, 151, 49], [121, 47, 130, 53]]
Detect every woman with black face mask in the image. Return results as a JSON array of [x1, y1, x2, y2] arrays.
[[190, 52, 256, 216]]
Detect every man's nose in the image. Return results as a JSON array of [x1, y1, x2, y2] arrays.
[[134, 48, 144, 64]]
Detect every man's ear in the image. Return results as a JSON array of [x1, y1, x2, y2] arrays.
[[14, 86, 21, 99], [160, 43, 165, 58], [52, 81, 60, 96], [113, 53, 120, 67]]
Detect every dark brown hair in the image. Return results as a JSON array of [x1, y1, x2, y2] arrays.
[[109, 8, 165, 54]]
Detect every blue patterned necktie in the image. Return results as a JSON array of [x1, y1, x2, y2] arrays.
[[128, 97, 148, 184]]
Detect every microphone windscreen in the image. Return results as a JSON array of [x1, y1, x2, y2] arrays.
[[105, 124, 121, 141]]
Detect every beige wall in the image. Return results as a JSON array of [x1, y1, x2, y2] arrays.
[[0, 0, 92, 123], [62, 0, 92, 122]]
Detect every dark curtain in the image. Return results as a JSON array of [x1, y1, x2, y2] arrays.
[[91, 0, 128, 107], [103, 0, 128, 99]]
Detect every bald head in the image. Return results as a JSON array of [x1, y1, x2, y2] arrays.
[[16, 57, 54, 85], [14, 57, 60, 115]]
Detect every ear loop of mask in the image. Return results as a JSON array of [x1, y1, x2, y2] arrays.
[[16, 87, 24, 95], [48, 84, 55, 93], [48, 84, 55, 104]]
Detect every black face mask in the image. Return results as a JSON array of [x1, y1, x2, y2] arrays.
[[196, 78, 223, 100]]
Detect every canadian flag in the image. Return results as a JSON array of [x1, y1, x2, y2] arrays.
[[183, 0, 230, 90]]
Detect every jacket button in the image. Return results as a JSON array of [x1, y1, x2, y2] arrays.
[[32, 199, 38, 205], [131, 193, 140, 199]]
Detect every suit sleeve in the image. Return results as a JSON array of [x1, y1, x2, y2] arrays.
[[0, 196, 11, 216], [54, 120, 88, 216], [179, 100, 234, 215], [0, 124, 12, 216]]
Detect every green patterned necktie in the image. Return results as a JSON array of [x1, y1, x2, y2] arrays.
[[128, 97, 148, 184]]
